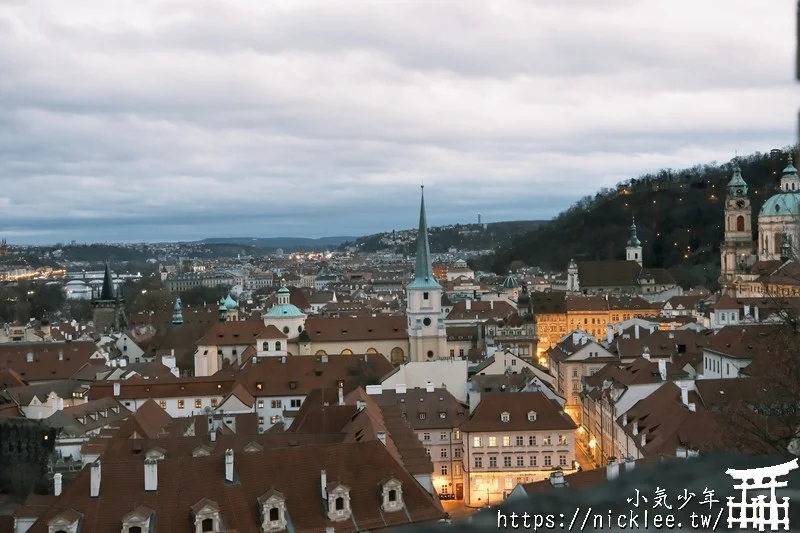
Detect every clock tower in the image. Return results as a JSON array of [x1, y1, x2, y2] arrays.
[[719, 162, 756, 294], [406, 186, 448, 362]]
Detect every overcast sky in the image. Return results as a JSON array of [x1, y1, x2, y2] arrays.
[[0, 0, 796, 244]]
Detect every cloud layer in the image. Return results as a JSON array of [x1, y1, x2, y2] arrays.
[[0, 0, 796, 244]]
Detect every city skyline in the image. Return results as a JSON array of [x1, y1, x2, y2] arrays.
[[0, 0, 795, 244]]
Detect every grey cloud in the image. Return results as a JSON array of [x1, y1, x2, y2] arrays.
[[0, 0, 794, 244]]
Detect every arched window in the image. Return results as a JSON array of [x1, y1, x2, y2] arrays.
[[315, 350, 327, 356], [202, 518, 214, 532], [262, 341, 269, 351], [275, 341, 282, 351], [366, 347, 378, 354], [736, 215, 745, 232], [341, 349, 353, 355], [335, 497, 345, 511], [390, 347, 404, 365], [388, 489, 397, 502]]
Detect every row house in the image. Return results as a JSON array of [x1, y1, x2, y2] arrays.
[[580, 357, 690, 467], [700, 324, 779, 379], [24, 441, 446, 533], [471, 350, 555, 390], [545, 331, 617, 425], [47, 397, 131, 461], [0, 341, 106, 385], [6, 380, 91, 419], [529, 292, 568, 358], [460, 392, 578, 507], [660, 294, 706, 319], [379, 359, 469, 404], [707, 295, 800, 330], [731, 259, 800, 298], [484, 314, 537, 361], [364, 385, 469, 500]]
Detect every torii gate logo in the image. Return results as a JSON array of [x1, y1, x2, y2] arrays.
[[726, 458, 799, 531]]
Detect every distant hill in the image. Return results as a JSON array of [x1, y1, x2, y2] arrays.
[[482, 147, 795, 290], [341, 220, 547, 254], [195, 236, 355, 251]]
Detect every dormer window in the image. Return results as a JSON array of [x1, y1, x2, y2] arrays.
[[380, 477, 403, 513], [191, 498, 221, 533], [528, 410, 537, 422], [500, 411, 510, 423], [326, 482, 352, 522], [121, 506, 154, 533], [48, 509, 82, 533], [258, 488, 288, 532]]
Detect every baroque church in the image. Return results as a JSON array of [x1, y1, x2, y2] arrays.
[[719, 154, 800, 295]]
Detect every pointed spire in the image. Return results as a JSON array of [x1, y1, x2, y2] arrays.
[[411, 185, 437, 286], [100, 262, 115, 301]]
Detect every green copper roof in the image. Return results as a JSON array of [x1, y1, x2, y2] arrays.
[[277, 286, 290, 295], [263, 303, 305, 318], [726, 163, 748, 197], [627, 217, 641, 248], [502, 272, 519, 289], [224, 294, 238, 310], [760, 192, 800, 216], [172, 297, 183, 325], [408, 186, 441, 290]]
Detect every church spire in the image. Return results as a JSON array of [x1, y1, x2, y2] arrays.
[[412, 186, 437, 286], [627, 217, 641, 248], [100, 262, 115, 301]]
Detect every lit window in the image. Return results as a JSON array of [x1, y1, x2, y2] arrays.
[[473, 436, 482, 447], [195, 399, 201, 409], [258, 417, 264, 425], [211, 398, 218, 407], [270, 415, 280, 424], [178, 400, 185, 409], [158, 401, 166, 409], [502, 436, 510, 447], [258, 401, 264, 408], [488, 436, 497, 447], [256, 382, 263, 390]]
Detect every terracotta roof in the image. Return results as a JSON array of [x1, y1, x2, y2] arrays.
[[0, 341, 102, 382], [460, 392, 577, 433], [302, 316, 408, 342], [530, 292, 567, 314], [663, 295, 705, 310], [27, 441, 446, 533], [264, 286, 311, 311], [364, 388, 469, 431], [89, 377, 236, 401], [195, 320, 273, 346], [48, 398, 131, 435], [230, 353, 396, 398], [703, 325, 782, 360], [577, 261, 642, 287]]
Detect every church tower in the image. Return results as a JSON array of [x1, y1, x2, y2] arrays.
[[566, 258, 580, 295], [625, 217, 643, 266], [406, 186, 447, 362], [720, 162, 755, 294], [92, 263, 126, 333], [172, 297, 184, 325]]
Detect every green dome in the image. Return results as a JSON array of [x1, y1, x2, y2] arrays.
[[224, 294, 238, 310], [502, 272, 519, 289], [759, 193, 800, 217], [263, 303, 305, 318]]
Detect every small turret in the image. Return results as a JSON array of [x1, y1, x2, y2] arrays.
[[172, 297, 184, 325], [218, 298, 228, 323], [626, 217, 643, 266], [726, 161, 749, 198]]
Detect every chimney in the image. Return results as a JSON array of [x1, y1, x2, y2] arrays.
[[658, 359, 667, 381], [680, 386, 689, 407], [395, 383, 407, 394], [90, 460, 101, 497], [210, 430, 217, 442], [338, 384, 344, 406], [634, 324, 640, 339], [632, 420, 638, 435], [320, 470, 328, 499], [754, 306, 760, 322], [171, 348, 175, 357], [54, 473, 62, 496], [606, 459, 620, 480], [642, 348, 650, 361], [113, 382, 120, 397], [426, 381, 434, 393], [224, 449, 234, 482], [622, 413, 628, 426], [625, 456, 635, 471], [466, 299, 471, 311], [688, 403, 696, 412], [119, 359, 127, 368], [490, 300, 494, 310], [58, 351, 63, 361], [641, 433, 646, 447], [280, 356, 286, 364], [607, 323, 614, 344], [144, 457, 158, 491], [377, 431, 387, 445], [649, 325, 655, 334]]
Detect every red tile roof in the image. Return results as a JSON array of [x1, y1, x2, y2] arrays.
[[460, 392, 577, 433]]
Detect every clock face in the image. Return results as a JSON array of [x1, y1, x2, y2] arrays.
[[736, 199, 745, 208], [736, 189, 743, 196]]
